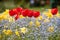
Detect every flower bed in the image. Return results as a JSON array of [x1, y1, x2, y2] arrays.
[[0, 7, 60, 40]]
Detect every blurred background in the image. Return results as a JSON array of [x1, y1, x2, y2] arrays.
[[0, 0, 60, 12]]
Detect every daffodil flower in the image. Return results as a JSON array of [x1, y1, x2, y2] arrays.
[[3, 29, 7, 34], [20, 27, 27, 34], [6, 30, 12, 35], [38, 16, 43, 20], [2, 9, 9, 15], [3, 29, 12, 35], [29, 21, 33, 26], [47, 13, 53, 18], [35, 20, 41, 27], [15, 29, 20, 36], [48, 26, 54, 32], [8, 17, 15, 22]]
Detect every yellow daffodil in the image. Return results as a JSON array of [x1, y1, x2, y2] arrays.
[[38, 16, 43, 20], [19, 15, 25, 18], [35, 20, 41, 27], [0, 9, 10, 20], [43, 9, 53, 18], [8, 17, 15, 22], [3, 29, 12, 35], [43, 9, 51, 15], [20, 27, 27, 34], [0, 14, 9, 20], [2, 29, 7, 34], [15, 29, 20, 36], [2, 15, 8, 20], [2, 9, 9, 15], [48, 26, 54, 32], [5, 9, 9, 13], [29, 21, 33, 26], [47, 13, 53, 18], [44, 19, 50, 23], [0, 9, 18, 20], [6, 30, 12, 35]]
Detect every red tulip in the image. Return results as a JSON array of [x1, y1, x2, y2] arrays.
[[9, 9, 17, 16], [27, 10, 33, 17], [13, 9, 18, 15], [33, 11, 40, 18], [51, 8, 58, 15], [16, 7, 23, 15], [22, 9, 29, 17]]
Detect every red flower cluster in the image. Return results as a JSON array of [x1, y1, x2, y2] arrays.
[[22, 9, 40, 17], [9, 7, 23, 16], [9, 7, 40, 20], [51, 8, 58, 15]]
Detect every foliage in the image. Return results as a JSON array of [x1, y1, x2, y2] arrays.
[[48, 31, 60, 40]]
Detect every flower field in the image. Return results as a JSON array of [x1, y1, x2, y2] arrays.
[[0, 7, 60, 40]]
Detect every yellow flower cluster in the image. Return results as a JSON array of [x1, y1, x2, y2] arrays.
[[3, 29, 12, 35], [2, 27, 27, 36], [0, 9, 15, 22], [0, 9, 9, 20], [15, 27, 27, 36], [29, 20, 41, 27]]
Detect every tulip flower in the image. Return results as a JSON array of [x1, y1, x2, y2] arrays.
[[16, 7, 23, 15], [33, 11, 40, 18], [22, 9, 29, 17], [9, 9, 16, 16], [27, 10, 33, 17], [51, 8, 58, 15]]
